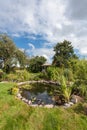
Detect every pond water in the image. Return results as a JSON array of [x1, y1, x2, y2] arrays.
[[21, 83, 61, 105]]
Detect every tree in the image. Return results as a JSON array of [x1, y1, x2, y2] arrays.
[[52, 40, 78, 68], [0, 34, 16, 63], [16, 49, 28, 68], [28, 56, 46, 73], [0, 34, 28, 73]]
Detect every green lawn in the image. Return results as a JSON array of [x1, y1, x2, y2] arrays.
[[0, 82, 87, 130]]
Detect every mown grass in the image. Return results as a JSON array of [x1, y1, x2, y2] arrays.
[[0, 82, 87, 130]]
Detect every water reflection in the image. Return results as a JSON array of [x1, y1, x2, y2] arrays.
[[21, 83, 59, 105]]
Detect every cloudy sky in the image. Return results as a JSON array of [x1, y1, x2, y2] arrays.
[[0, 0, 87, 62]]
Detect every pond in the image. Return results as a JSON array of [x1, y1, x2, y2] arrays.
[[20, 83, 64, 105]]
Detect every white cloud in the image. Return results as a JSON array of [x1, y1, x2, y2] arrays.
[[80, 48, 87, 55], [11, 33, 20, 37], [0, 0, 87, 59], [19, 48, 25, 52], [26, 46, 54, 63], [42, 54, 48, 60], [28, 43, 35, 50], [0, 0, 66, 37]]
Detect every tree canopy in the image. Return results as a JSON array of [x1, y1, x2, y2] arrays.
[[0, 34, 28, 72], [52, 40, 78, 68], [28, 56, 46, 73]]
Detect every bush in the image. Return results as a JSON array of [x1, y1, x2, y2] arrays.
[[16, 69, 31, 81], [6, 69, 34, 82], [37, 72, 49, 80], [73, 83, 87, 98], [0, 69, 4, 78], [7, 73, 18, 81], [75, 60, 87, 82], [47, 67, 63, 81], [16, 70, 32, 81], [64, 69, 74, 82], [0, 69, 7, 81]]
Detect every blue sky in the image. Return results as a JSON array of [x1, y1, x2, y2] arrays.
[[0, 0, 87, 62]]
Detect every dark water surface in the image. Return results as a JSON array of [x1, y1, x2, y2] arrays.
[[21, 83, 59, 105]]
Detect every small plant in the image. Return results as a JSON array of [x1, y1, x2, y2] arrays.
[[11, 87, 19, 95], [22, 84, 32, 89]]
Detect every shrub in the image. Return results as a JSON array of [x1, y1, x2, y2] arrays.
[[5, 69, 38, 82], [64, 69, 74, 82], [37, 72, 49, 80], [0, 69, 7, 81], [73, 83, 87, 98], [47, 67, 63, 81], [0, 69, 3, 78], [14, 69, 32, 82], [75, 60, 87, 82], [7, 73, 18, 81]]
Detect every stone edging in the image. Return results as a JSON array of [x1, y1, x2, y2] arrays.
[[16, 93, 54, 108], [16, 93, 75, 108], [17, 80, 60, 86], [16, 80, 78, 108]]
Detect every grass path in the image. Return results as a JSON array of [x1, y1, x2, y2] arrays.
[[0, 82, 87, 130]]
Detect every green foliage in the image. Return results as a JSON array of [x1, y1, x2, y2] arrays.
[[64, 68, 74, 82], [37, 72, 49, 80], [16, 69, 31, 81], [0, 35, 16, 73], [11, 87, 19, 95], [78, 84, 87, 97], [69, 58, 78, 74], [53, 40, 78, 67], [21, 84, 33, 89], [28, 56, 46, 73], [0, 34, 28, 73], [58, 76, 73, 102], [16, 69, 36, 81], [73, 83, 87, 98], [0, 69, 7, 81], [16, 49, 28, 68], [6, 70, 34, 82], [72, 60, 87, 98], [76, 60, 87, 82], [7, 73, 18, 81], [47, 67, 63, 81], [73, 103, 85, 114], [0, 34, 16, 62], [0, 69, 4, 79]]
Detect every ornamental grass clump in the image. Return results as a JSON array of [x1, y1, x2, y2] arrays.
[[57, 76, 73, 103]]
